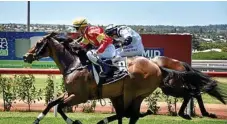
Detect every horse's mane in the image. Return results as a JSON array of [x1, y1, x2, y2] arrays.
[[51, 33, 90, 66]]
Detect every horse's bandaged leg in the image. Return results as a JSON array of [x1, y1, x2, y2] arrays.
[[66, 118, 73, 124], [103, 118, 109, 124], [37, 113, 45, 120]]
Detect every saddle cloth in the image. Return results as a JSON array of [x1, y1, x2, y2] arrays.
[[91, 57, 128, 85]]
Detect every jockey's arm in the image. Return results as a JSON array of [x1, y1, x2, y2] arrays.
[[119, 28, 133, 46], [96, 33, 113, 54], [113, 39, 122, 44], [74, 36, 83, 43], [79, 37, 90, 49], [113, 39, 123, 48]]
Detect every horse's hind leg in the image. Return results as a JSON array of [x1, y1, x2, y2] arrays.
[[178, 96, 192, 120], [97, 96, 124, 124], [97, 115, 119, 124], [33, 93, 65, 124], [195, 94, 217, 118], [128, 96, 145, 124]]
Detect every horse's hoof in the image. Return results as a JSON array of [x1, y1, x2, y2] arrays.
[[97, 120, 104, 124], [146, 109, 153, 115], [73, 120, 82, 124], [203, 113, 217, 118], [179, 113, 192, 120], [33, 119, 39, 124]]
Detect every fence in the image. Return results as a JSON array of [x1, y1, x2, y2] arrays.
[[0, 68, 227, 117], [1, 68, 227, 77], [192, 60, 227, 72]]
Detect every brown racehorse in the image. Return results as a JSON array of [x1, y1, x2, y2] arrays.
[[23, 32, 163, 124], [97, 56, 227, 123]]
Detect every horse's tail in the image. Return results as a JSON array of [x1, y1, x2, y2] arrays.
[[159, 66, 227, 104], [206, 81, 227, 104], [181, 62, 227, 104]]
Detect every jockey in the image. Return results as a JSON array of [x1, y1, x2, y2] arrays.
[[72, 17, 118, 78], [105, 24, 145, 61]]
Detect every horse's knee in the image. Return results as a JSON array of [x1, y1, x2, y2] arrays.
[[57, 103, 65, 112]]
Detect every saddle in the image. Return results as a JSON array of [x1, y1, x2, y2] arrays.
[[90, 58, 128, 85]]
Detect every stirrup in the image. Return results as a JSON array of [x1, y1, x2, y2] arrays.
[[99, 71, 107, 78], [112, 56, 122, 63]]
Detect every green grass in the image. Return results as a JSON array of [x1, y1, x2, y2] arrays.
[[0, 112, 226, 124], [192, 52, 227, 60]]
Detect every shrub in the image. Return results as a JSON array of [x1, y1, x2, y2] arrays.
[[144, 90, 161, 115], [162, 94, 178, 116], [82, 100, 96, 113], [0, 75, 17, 111], [221, 47, 227, 52], [15, 74, 42, 111], [44, 75, 55, 105]]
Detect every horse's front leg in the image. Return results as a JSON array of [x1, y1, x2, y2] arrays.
[[57, 93, 87, 124], [178, 96, 192, 120], [195, 94, 217, 118], [33, 93, 65, 124], [139, 109, 153, 118]]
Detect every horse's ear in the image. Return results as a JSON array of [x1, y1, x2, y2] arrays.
[[50, 32, 58, 37], [46, 32, 58, 38]]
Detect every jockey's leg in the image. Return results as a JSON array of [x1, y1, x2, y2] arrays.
[[33, 94, 65, 124], [87, 44, 116, 78]]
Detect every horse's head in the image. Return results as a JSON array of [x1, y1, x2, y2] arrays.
[[23, 32, 58, 63]]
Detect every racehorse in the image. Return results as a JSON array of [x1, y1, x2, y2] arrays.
[[97, 56, 227, 123], [23, 32, 164, 124], [151, 56, 227, 119]]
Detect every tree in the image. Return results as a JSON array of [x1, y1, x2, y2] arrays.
[[199, 27, 203, 34], [192, 35, 200, 50]]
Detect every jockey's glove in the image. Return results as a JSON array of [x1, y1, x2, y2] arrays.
[[122, 36, 132, 46], [115, 44, 122, 48]]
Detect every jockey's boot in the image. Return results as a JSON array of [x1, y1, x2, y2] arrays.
[[97, 59, 113, 78]]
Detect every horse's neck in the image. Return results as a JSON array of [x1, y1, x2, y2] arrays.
[[50, 41, 80, 75]]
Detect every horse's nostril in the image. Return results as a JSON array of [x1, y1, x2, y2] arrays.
[[23, 53, 34, 63], [23, 54, 28, 60]]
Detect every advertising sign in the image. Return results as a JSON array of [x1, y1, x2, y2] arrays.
[[0, 32, 191, 68]]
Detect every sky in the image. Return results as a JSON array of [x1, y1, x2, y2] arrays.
[[0, 1, 227, 26]]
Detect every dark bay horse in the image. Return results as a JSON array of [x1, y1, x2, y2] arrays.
[[23, 32, 163, 124], [151, 56, 227, 119]]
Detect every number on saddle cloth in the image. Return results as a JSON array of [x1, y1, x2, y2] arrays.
[[91, 58, 128, 85], [113, 57, 128, 72]]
